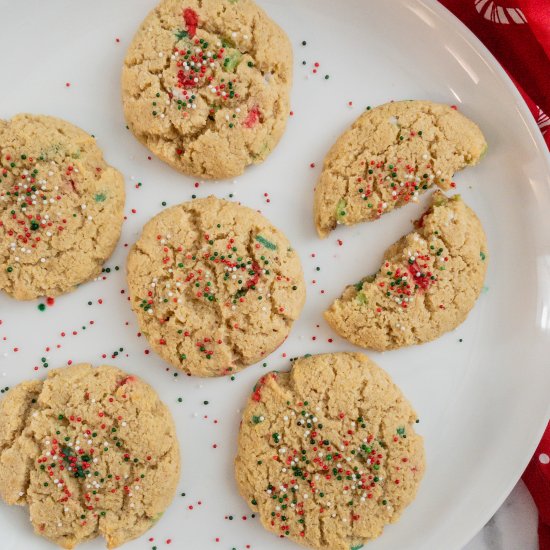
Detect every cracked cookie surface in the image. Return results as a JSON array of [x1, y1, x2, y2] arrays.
[[314, 100, 487, 237], [0, 364, 180, 549], [0, 114, 125, 300], [122, 0, 292, 179], [325, 192, 488, 351], [127, 196, 306, 377], [234, 352, 425, 550]]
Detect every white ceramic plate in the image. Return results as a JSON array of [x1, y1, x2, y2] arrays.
[[1, 1, 549, 549]]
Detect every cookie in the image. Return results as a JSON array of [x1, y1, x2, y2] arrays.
[[314, 100, 487, 237], [0, 114, 125, 300], [325, 192, 488, 351], [127, 196, 306, 377], [235, 352, 425, 550], [122, 0, 292, 179], [0, 364, 180, 549]]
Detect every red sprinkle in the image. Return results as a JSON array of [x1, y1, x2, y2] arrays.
[[183, 8, 199, 38], [243, 106, 261, 128]]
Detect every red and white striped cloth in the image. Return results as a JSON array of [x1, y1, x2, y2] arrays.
[[439, 1, 550, 548]]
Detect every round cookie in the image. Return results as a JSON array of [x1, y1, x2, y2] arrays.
[[0, 114, 125, 300], [314, 100, 487, 237], [0, 364, 180, 549], [235, 352, 425, 550], [325, 192, 488, 351], [127, 196, 306, 377], [122, 0, 293, 179]]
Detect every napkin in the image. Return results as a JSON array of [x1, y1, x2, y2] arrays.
[[439, 0, 550, 149], [524, 425, 550, 550]]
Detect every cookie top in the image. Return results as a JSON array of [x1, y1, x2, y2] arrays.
[[0, 114, 125, 300], [122, 0, 293, 179], [314, 100, 487, 237], [325, 192, 488, 351], [235, 352, 425, 550], [0, 364, 180, 549], [127, 196, 306, 377]]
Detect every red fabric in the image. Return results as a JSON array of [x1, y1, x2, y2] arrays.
[[523, 422, 550, 550], [437, 2, 550, 548], [438, 0, 550, 149]]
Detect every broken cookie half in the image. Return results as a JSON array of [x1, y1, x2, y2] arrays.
[[314, 100, 487, 238], [325, 192, 488, 351]]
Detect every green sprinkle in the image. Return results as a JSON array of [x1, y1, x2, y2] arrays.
[[336, 197, 347, 220], [255, 235, 277, 250]]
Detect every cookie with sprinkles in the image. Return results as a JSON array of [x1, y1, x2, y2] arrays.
[[0, 363, 180, 549], [235, 352, 425, 550], [122, 0, 292, 179], [0, 114, 125, 300], [325, 192, 488, 351], [314, 100, 487, 237], [127, 196, 306, 377]]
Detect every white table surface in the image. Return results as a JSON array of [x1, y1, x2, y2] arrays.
[[464, 481, 538, 550]]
